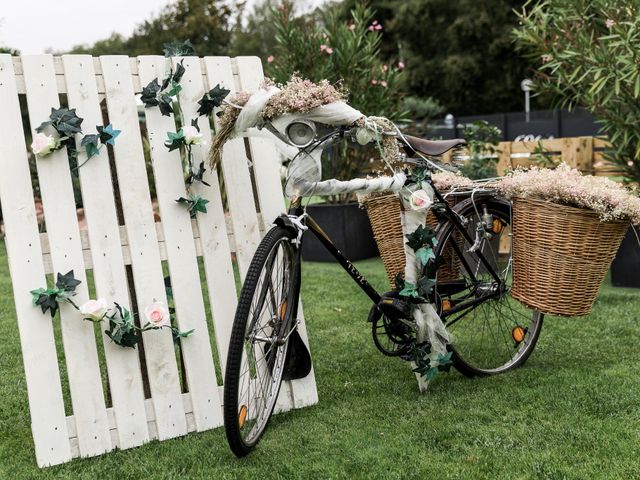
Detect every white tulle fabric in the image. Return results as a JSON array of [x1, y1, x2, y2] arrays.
[[400, 193, 450, 392]]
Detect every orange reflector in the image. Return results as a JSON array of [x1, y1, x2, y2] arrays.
[[442, 299, 452, 311], [279, 301, 287, 320], [512, 326, 526, 343], [492, 219, 504, 234], [238, 405, 248, 429]]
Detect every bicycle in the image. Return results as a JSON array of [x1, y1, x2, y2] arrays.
[[222, 120, 543, 457]]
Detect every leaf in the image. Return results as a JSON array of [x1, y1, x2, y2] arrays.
[[140, 78, 161, 107], [176, 194, 209, 218], [186, 161, 211, 186], [165, 81, 183, 98], [47, 108, 84, 137], [172, 60, 186, 84], [399, 281, 420, 298], [56, 270, 81, 292], [97, 124, 121, 146], [196, 84, 231, 116], [405, 224, 437, 251], [158, 94, 174, 116], [105, 303, 141, 348], [172, 326, 195, 344], [81, 134, 100, 159], [163, 40, 195, 57], [415, 247, 435, 266], [165, 129, 186, 152], [417, 276, 436, 297]]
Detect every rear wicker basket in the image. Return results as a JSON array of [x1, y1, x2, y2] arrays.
[[511, 197, 629, 317], [363, 193, 460, 288]]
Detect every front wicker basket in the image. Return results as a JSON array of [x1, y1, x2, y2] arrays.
[[363, 193, 460, 288], [511, 197, 629, 317]]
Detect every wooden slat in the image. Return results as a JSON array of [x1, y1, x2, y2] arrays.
[[174, 56, 238, 375], [203, 57, 261, 280], [99, 55, 187, 440], [234, 56, 318, 410], [137, 55, 222, 431], [61, 54, 150, 449], [0, 54, 72, 467], [21, 54, 112, 457]]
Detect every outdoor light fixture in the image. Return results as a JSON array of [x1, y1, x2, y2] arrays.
[[286, 120, 317, 147]]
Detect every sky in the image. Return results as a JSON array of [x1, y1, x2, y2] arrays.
[[0, 0, 323, 55]]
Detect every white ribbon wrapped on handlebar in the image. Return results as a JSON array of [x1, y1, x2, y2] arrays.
[[292, 172, 407, 197]]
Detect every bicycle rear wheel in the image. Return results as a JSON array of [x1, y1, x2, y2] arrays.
[[224, 226, 298, 457], [434, 196, 544, 377]]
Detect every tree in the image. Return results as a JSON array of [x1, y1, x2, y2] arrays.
[[70, 0, 236, 56], [514, 0, 640, 184], [340, 0, 542, 116]]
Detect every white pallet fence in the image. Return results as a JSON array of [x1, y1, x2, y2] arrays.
[[0, 54, 318, 467]]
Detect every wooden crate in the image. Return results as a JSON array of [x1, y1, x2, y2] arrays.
[[0, 54, 318, 467]]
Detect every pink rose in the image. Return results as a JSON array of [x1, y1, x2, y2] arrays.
[[144, 302, 170, 328], [80, 298, 109, 321], [31, 132, 58, 157], [267, 55, 274, 63], [410, 189, 433, 211]]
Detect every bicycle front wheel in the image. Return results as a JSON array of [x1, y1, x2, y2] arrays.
[[224, 226, 298, 457], [434, 196, 544, 377]]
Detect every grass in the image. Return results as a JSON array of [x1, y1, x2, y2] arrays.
[[1, 238, 640, 479]]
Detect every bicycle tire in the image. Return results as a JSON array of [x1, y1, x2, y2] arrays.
[[224, 225, 299, 457], [434, 196, 544, 377]]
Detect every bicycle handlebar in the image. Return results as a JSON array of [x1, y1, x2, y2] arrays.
[[291, 173, 407, 198]]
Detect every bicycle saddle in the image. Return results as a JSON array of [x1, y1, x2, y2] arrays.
[[401, 135, 466, 156]]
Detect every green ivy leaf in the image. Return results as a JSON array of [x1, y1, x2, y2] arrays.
[[176, 194, 209, 218], [140, 78, 161, 107], [415, 246, 435, 266], [417, 276, 436, 297], [196, 84, 231, 116], [97, 124, 121, 146], [81, 134, 100, 159], [172, 326, 195, 344], [158, 94, 174, 116], [56, 270, 81, 292], [399, 281, 420, 298], [186, 161, 211, 187], [172, 60, 186, 84], [405, 224, 437, 251], [165, 129, 186, 152], [105, 303, 141, 348], [163, 40, 195, 57]]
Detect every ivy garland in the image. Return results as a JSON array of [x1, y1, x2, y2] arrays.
[[30, 270, 193, 348], [138, 40, 230, 218]]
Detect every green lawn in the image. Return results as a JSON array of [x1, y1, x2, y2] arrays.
[[1, 238, 640, 479]]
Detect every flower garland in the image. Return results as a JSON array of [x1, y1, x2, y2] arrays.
[[138, 40, 230, 218], [30, 270, 192, 348]]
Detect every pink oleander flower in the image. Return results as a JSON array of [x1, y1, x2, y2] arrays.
[[496, 163, 640, 224], [606, 18, 615, 28], [320, 44, 327, 51], [325, 47, 333, 54], [348, 23, 355, 31], [144, 301, 170, 328], [398, 61, 405, 70], [541, 54, 552, 63], [382, 64, 388, 72], [380, 80, 388, 88], [371, 79, 378, 85], [267, 55, 274, 63]]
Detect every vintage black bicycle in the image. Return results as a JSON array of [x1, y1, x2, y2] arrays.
[[222, 118, 543, 457]]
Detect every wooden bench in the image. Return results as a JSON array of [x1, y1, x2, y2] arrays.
[[0, 54, 317, 467]]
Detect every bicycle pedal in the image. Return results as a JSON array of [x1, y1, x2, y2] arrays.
[[377, 293, 414, 319]]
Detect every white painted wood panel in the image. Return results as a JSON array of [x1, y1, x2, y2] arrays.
[[61, 55, 150, 448], [136, 55, 222, 431], [0, 54, 72, 467], [21, 54, 112, 457], [99, 55, 187, 440], [171, 57, 238, 375]]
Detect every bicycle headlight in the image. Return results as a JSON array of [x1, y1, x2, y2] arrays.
[[286, 120, 316, 148]]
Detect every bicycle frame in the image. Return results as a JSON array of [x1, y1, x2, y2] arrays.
[[285, 186, 506, 322]]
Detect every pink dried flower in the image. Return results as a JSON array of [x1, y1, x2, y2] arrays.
[[261, 76, 346, 119], [267, 55, 274, 63], [497, 163, 640, 224], [431, 171, 473, 191]]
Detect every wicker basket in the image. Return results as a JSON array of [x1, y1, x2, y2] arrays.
[[511, 197, 629, 317], [363, 193, 460, 288]]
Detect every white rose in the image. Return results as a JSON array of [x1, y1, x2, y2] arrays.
[[31, 132, 58, 157], [144, 301, 170, 328], [409, 189, 433, 211], [79, 298, 109, 321], [182, 125, 203, 145]]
